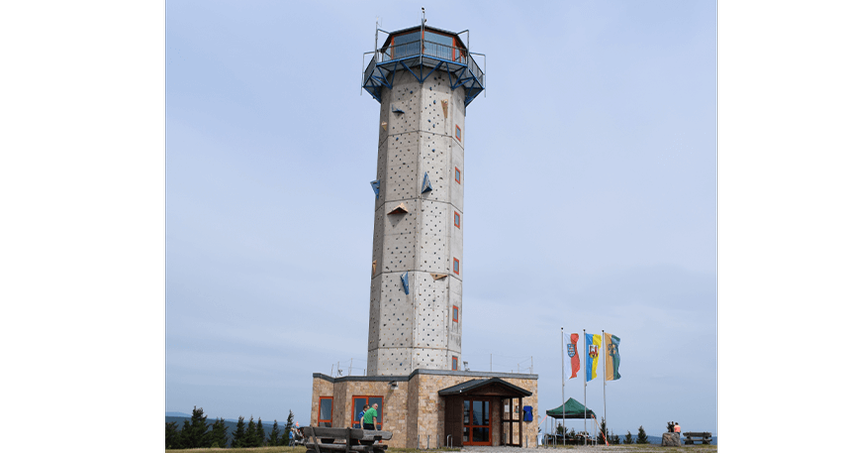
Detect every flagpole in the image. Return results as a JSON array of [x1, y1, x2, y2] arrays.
[[561, 327, 566, 446], [602, 329, 607, 445], [583, 328, 587, 445]]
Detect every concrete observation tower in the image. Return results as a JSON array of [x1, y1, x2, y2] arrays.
[[362, 17, 484, 376], [310, 17, 538, 448]]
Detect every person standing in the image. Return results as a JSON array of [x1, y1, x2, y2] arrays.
[[358, 404, 369, 427], [362, 403, 379, 430], [674, 422, 681, 443]]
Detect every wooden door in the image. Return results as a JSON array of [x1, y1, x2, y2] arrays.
[[444, 398, 463, 447]]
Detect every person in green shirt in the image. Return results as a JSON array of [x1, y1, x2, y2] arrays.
[[362, 403, 378, 430]]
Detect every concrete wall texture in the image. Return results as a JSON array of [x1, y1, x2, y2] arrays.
[[368, 69, 466, 376]]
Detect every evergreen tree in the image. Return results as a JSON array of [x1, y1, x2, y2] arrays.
[[283, 410, 295, 446], [610, 431, 620, 445], [624, 430, 633, 444], [269, 420, 282, 446], [165, 421, 181, 449], [231, 416, 247, 448], [178, 406, 212, 448], [256, 418, 266, 447], [245, 416, 258, 447], [599, 417, 607, 444], [636, 425, 649, 444], [209, 417, 229, 448]]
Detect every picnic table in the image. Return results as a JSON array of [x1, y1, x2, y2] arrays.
[[542, 432, 593, 446], [682, 431, 712, 445], [303, 426, 392, 453]]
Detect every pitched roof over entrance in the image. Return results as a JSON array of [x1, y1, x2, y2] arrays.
[[438, 378, 532, 397]]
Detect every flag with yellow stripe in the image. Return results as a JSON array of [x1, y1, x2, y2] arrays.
[[585, 333, 602, 382]]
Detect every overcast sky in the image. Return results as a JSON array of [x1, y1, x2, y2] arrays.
[[165, 0, 716, 437]]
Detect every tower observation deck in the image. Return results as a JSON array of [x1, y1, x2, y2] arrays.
[[362, 25, 486, 107], [363, 22, 485, 376]]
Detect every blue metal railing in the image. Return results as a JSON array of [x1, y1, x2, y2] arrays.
[[362, 39, 485, 105], [376, 40, 483, 83]]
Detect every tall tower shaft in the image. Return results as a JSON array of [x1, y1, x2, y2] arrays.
[[362, 23, 485, 376]]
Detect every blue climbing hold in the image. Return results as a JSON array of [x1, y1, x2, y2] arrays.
[[421, 172, 433, 194], [401, 272, 409, 294], [370, 180, 380, 198]]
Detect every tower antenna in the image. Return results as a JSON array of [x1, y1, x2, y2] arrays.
[[374, 16, 380, 54]]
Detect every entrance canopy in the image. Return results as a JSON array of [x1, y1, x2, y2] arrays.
[[545, 398, 596, 419], [438, 377, 532, 397], [439, 377, 533, 448]]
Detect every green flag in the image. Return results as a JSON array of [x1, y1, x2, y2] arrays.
[[605, 333, 621, 380]]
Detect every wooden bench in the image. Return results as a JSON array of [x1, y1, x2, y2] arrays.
[[682, 431, 712, 445], [302, 426, 392, 453]]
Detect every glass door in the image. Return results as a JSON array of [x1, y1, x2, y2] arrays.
[[462, 399, 491, 445]]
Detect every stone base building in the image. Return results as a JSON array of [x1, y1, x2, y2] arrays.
[[310, 370, 538, 448]]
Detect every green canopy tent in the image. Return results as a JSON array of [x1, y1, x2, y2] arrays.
[[546, 398, 596, 419]]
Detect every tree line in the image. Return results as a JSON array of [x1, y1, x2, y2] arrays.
[[558, 418, 650, 445], [166, 406, 296, 449]]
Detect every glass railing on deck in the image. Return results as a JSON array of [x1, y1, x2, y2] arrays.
[[381, 40, 470, 66], [376, 40, 483, 83]]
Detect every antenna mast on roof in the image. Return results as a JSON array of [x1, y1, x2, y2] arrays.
[[420, 7, 426, 65], [374, 16, 381, 53]]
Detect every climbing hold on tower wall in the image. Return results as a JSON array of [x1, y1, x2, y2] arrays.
[[387, 203, 409, 215], [401, 271, 409, 295], [421, 172, 433, 194], [370, 180, 380, 198]]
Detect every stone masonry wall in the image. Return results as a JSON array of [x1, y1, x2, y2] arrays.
[[312, 372, 538, 449]]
